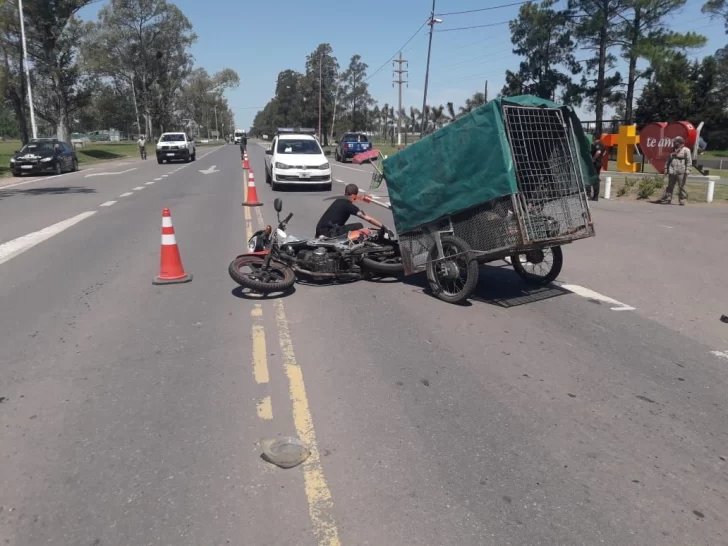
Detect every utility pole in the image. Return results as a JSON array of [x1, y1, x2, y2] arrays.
[[318, 54, 323, 142], [484, 80, 488, 103], [18, 0, 37, 140], [421, 0, 441, 136], [392, 51, 408, 149]]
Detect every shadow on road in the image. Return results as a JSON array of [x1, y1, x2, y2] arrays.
[[0, 186, 97, 200], [77, 149, 125, 161], [402, 263, 570, 308], [230, 285, 295, 300]]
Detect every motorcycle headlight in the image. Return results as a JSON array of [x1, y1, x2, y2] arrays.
[[275, 162, 290, 169], [41, 157, 53, 162], [319, 162, 330, 170]]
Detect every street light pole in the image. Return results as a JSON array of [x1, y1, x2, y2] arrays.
[[214, 105, 219, 138], [18, 0, 38, 140], [421, 1, 441, 137]]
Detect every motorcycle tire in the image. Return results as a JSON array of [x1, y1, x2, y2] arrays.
[[228, 255, 295, 293], [360, 256, 404, 276]]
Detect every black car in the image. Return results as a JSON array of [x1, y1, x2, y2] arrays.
[[10, 139, 79, 177]]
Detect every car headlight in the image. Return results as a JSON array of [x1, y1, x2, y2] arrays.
[[275, 162, 290, 169], [9, 158, 15, 164], [41, 157, 53, 162], [319, 162, 330, 170]]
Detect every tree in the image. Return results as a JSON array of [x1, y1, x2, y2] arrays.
[[702, 0, 728, 32], [340, 55, 374, 131], [24, 3, 94, 143], [568, 0, 629, 134], [502, 0, 581, 101], [299, 43, 338, 143], [615, 0, 706, 124], [87, 0, 197, 137], [0, 0, 30, 142]]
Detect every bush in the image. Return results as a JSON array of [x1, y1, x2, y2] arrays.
[[616, 177, 638, 197], [636, 175, 665, 199]]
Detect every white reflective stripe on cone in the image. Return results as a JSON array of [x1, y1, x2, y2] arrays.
[[162, 216, 173, 228], [161, 234, 177, 245]]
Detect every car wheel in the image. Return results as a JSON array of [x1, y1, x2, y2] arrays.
[[72, 158, 79, 172], [55, 161, 62, 175], [191, 150, 196, 161], [271, 181, 279, 192], [265, 168, 272, 185], [157, 156, 164, 164], [13, 171, 22, 177], [185, 153, 191, 163]]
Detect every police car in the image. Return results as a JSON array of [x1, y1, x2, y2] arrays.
[[264, 128, 332, 191]]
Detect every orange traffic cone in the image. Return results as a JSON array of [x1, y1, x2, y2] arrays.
[[152, 208, 193, 285], [242, 150, 250, 170], [243, 169, 263, 207]]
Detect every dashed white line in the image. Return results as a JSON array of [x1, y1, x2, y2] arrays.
[[145, 181, 155, 185], [154, 177, 163, 181], [560, 284, 636, 311], [99, 200, 117, 207], [710, 350, 728, 361], [0, 211, 97, 266], [162, 175, 169, 178], [119, 192, 133, 197], [133, 186, 145, 191]]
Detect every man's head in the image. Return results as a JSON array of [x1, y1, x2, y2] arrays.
[[673, 136, 684, 148], [344, 183, 359, 201]]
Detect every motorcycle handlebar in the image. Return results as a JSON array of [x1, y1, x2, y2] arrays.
[[280, 212, 293, 227]]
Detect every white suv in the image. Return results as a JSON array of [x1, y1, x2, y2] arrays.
[[264, 133, 332, 191], [156, 132, 196, 164]]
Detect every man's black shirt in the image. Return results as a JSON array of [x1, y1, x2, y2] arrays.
[[315, 199, 361, 235]]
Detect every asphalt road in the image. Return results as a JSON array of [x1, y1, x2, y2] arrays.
[[0, 143, 726, 545]]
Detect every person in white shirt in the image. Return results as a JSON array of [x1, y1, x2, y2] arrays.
[[137, 135, 147, 160]]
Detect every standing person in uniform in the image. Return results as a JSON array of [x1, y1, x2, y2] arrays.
[[589, 136, 605, 201], [659, 136, 691, 206], [315, 184, 385, 238]]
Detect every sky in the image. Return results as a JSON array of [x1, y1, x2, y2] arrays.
[[78, 0, 727, 131]]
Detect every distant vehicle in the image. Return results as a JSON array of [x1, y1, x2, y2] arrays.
[[9, 138, 78, 177], [264, 128, 332, 191], [156, 132, 196, 164], [334, 132, 371, 162], [234, 130, 245, 145]]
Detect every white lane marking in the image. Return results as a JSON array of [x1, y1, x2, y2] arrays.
[[710, 350, 728, 361], [99, 200, 117, 207], [560, 284, 636, 311], [145, 181, 155, 185], [0, 168, 97, 189], [331, 163, 370, 173], [84, 168, 137, 178], [154, 177, 163, 181], [119, 192, 133, 197], [162, 175, 169, 178], [657, 224, 673, 229], [0, 211, 97, 266], [132, 186, 145, 191]]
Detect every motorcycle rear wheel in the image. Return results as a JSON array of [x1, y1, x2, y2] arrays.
[[229, 255, 295, 293]]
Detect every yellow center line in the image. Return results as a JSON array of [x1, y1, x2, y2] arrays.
[[256, 395, 273, 420], [274, 299, 341, 546], [251, 304, 269, 384]]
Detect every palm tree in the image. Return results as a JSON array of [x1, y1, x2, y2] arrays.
[[408, 107, 420, 134], [380, 103, 389, 140], [429, 105, 445, 131], [446, 102, 457, 122]]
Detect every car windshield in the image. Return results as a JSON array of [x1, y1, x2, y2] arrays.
[[19, 142, 55, 154], [277, 139, 322, 155], [160, 134, 186, 142], [342, 133, 369, 142]]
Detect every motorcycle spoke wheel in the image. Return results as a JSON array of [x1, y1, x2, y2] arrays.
[[228, 256, 295, 293]]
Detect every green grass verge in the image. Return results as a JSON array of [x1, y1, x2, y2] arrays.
[[604, 174, 728, 203], [0, 139, 222, 178]]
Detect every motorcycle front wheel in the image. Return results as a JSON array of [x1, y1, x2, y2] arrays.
[[228, 255, 295, 293]]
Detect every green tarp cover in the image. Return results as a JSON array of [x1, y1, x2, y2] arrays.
[[381, 95, 598, 234]]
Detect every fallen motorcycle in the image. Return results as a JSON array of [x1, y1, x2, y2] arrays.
[[229, 198, 403, 293]]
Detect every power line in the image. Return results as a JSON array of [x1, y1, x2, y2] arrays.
[[435, 1, 528, 16], [435, 21, 510, 33], [364, 19, 429, 82]]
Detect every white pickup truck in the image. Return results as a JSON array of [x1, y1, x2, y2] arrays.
[[156, 132, 196, 164]]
